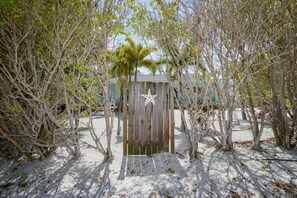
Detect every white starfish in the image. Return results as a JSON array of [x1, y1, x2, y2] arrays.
[[141, 89, 157, 106]]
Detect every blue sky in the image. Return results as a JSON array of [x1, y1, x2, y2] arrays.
[[114, 0, 157, 74], [114, 0, 172, 75]]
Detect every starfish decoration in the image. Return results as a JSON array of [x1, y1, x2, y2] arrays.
[[141, 89, 157, 106]]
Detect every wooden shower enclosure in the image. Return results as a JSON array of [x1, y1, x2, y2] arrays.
[[123, 81, 174, 155]]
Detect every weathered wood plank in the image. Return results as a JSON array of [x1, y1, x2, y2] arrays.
[[133, 82, 141, 155], [140, 82, 146, 155], [160, 153, 172, 171], [151, 83, 158, 154], [157, 83, 164, 152], [126, 81, 173, 156], [126, 155, 134, 177], [133, 156, 142, 176], [127, 82, 134, 155], [123, 79, 128, 155], [163, 83, 169, 152], [170, 87, 175, 154], [148, 82, 156, 155], [146, 145, 152, 156], [152, 154, 162, 174]]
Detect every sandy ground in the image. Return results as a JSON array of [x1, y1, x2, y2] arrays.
[[1, 110, 297, 197]]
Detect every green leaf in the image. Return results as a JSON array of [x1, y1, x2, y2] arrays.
[[9, 106, 21, 113], [82, 111, 88, 117]]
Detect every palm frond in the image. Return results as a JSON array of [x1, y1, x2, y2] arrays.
[[120, 45, 137, 60], [139, 46, 157, 60], [125, 36, 136, 51], [137, 43, 143, 54], [139, 59, 155, 67], [139, 59, 157, 75], [156, 58, 176, 74]]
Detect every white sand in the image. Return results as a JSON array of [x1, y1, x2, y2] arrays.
[[0, 110, 296, 197]]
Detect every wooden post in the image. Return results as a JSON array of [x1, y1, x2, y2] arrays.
[[145, 83, 155, 155], [123, 77, 127, 155], [151, 82, 158, 154], [128, 82, 134, 155], [164, 83, 169, 152], [134, 82, 140, 155], [157, 83, 164, 152], [170, 87, 175, 153], [140, 82, 146, 155]]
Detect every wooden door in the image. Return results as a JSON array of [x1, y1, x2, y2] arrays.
[[123, 82, 174, 155]]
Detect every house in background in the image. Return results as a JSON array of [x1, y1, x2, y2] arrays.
[[108, 74, 219, 108]]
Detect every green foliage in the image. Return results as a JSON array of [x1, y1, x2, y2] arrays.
[[165, 168, 175, 175], [9, 106, 21, 113], [110, 36, 156, 80], [0, 0, 116, 158], [174, 102, 179, 109], [81, 111, 88, 117]]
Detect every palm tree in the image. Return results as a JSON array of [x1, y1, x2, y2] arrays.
[[110, 38, 156, 137], [110, 47, 133, 79], [110, 47, 132, 136], [121, 36, 156, 82]]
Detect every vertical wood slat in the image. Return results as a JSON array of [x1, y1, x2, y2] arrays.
[[133, 82, 141, 155], [163, 83, 169, 152], [145, 83, 155, 155], [157, 83, 164, 152], [170, 87, 175, 153], [151, 83, 161, 154], [123, 79, 127, 155], [126, 82, 174, 155], [140, 82, 146, 155], [152, 82, 159, 153], [127, 82, 134, 155]]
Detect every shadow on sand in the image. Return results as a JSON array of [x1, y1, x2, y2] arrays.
[[187, 147, 297, 197], [0, 158, 113, 198], [117, 152, 185, 180]]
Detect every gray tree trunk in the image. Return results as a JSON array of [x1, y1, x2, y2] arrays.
[[102, 77, 114, 162]]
